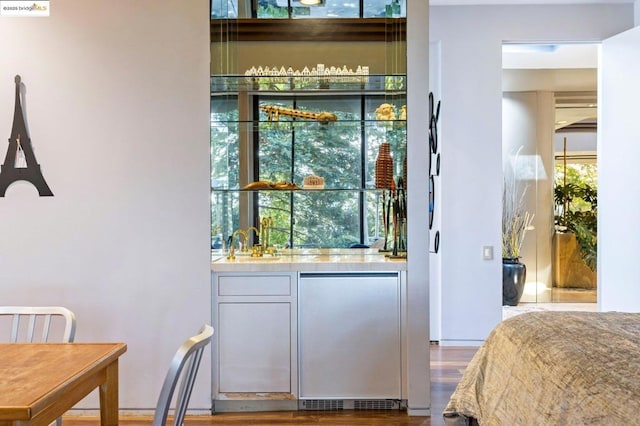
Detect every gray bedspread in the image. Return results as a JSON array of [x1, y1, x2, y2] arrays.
[[443, 311, 640, 425]]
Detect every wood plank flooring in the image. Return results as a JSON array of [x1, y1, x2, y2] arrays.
[[64, 345, 477, 426], [429, 345, 478, 426]]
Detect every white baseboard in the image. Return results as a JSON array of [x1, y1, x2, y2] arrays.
[[407, 408, 431, 416], [438, 340, 483, 347]]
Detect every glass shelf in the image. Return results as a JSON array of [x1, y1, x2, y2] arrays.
[[210, 120, 408, 132], [211, 187, 389, 192], [211, 74, 406, 95], [210, 119, 406, 123]]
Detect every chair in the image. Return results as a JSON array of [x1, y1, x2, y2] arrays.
[[0, 306, 76, 343], [0, 306, 77, 426], [153, 324, 214, 426]]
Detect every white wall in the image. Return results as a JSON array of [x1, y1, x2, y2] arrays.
[[429, 41, 442, 341], [503, 68, 597, 92], [555, 131, 597, 153], [0, 0, 211, 410], [502, 92, 555, 304], [406, 0, 430, 414], [430, 4, 633, 343], [599, 26, 640, 312]]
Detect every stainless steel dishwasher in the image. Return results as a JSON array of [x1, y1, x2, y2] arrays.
[[298, 272, 402, 407]]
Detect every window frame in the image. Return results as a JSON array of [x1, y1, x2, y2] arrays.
[[250, 93, 405, 248]]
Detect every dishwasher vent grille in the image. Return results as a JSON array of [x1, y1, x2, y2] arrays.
[[300, 399, 403, 411], [301, 399, 344, 410], [354, 399, 398, 410]]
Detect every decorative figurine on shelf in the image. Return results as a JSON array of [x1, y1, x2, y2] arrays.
[[303, 174, 325, 189], [245, 63, 370, 84], [400, 105, 407, 121], [375, 142, 394, 253], [375, 143, 394, 190], [242, 180, 301, 190], [260, 105, 337, 124], [392, 176, 407, 257], [374, 103, 396, 121], [379, 176, 407, 259]]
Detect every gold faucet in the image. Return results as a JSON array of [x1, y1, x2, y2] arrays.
[[227, 229, 248, 260], [246, 226, 260, 245], [260, 217, 275, 255], [234, 229, 249, 252], [246, 226, 262, 256], [227, 221, 276, 260]]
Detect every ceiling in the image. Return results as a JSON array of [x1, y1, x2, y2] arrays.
[[503, 43, 598, 69], [503, 43, 599, 130]]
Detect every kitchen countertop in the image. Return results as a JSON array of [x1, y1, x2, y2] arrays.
[[211, 248, 407, 272]]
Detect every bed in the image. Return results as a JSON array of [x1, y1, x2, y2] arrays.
[[443, 311, 640, 425]]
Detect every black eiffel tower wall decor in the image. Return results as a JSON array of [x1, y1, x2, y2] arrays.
[[0, 75, 53, 197]]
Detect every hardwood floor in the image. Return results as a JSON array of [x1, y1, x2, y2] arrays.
[[429, 345, 477, 426], [64, 345, 477, 426]]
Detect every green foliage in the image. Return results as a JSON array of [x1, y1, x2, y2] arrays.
[[257, 103, 366, 248], [257, 4, 289, 18], [211, 104, 240, 242], [554, 163, 597, 271]]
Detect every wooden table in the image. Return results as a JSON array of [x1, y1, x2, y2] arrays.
[[0, 343, 127, 426]]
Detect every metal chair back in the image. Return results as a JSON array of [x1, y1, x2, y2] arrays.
[[153, 324, 214, 426], [0, 306, 76, 343]]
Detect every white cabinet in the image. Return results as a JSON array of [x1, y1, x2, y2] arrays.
[[211, 267, 406, 412], [212, 272, 298, 410], [219, 302, 291, 392], [298, 272, 402, 399]]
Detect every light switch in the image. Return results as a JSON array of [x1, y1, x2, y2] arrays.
[[482, 246, 493, 260]]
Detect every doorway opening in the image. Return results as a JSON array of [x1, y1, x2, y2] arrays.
[[502, 42, 598, 309]]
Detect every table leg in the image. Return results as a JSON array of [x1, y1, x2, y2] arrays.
[[99, 360, 119, 426]]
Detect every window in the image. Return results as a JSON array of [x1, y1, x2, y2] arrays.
[[210, 97, 240, 248], [211, 0, 406, 19], [210, 93, 406, 249]]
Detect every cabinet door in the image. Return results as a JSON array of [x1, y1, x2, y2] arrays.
[[299, 273, 401, 399], [218, 302, 291, 393]]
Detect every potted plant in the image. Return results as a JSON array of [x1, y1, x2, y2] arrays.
[[553, 180, 597, 288], [502, 154, 534, 306]]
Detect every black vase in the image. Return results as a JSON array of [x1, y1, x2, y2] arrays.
[[502, 258, 526, 306]]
